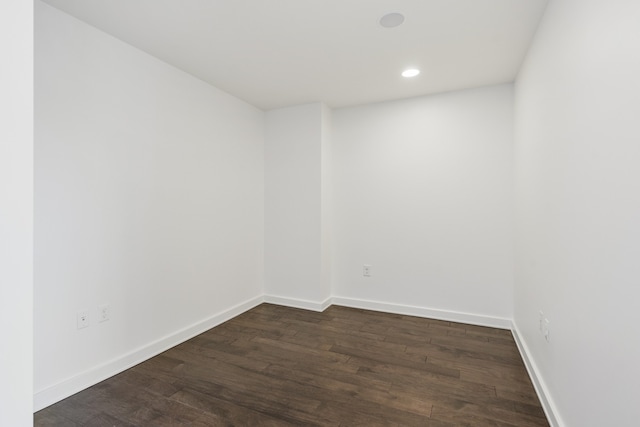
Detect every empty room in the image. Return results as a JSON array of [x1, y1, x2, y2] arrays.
[[1, 0, 639, 426]]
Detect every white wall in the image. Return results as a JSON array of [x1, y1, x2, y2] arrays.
[[514, 0, 640, 426], [321, 104, 333, 299], [264, 103, 332, 307], [332, 85, 514, 323], [35, 1, 264, 409], [0, 1, 33, 425]]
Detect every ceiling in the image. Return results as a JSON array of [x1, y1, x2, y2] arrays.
[[41, 0, 549, 110]]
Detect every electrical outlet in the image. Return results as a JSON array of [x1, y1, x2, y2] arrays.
[[539, 311, 544, 332], [543, 318, 550, 342], [363, 264, 372, 277], [77, 309, 89, 329], [98, 304, 110, 322]]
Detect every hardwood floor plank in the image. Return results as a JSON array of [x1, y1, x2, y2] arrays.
[[82, 412, 137, 427], [35, 303, 549, 426], [33, 410, 78, 427], [354, 361, 497, 400], [169, 388, 300, 426], [494, 383, 542, 405], [431, 399, 548, 427], [333, 345, 461, 378]]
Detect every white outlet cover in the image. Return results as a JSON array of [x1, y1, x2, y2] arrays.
[[77, 310, 89, 329], [363, 265, 372, 277], [98, 304, 110, 322], [543, 318, 550, 342]]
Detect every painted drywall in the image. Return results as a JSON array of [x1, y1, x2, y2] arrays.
[[35, 0, 264, 408], [332, 85, 514, 321], [264, 103, 332, 307], [321, 104, 333, 300], [514, 0, 640, 426], [0, 1, 34, 424]]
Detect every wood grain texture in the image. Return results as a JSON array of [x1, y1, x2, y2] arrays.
[[35, 304, 549, 426]]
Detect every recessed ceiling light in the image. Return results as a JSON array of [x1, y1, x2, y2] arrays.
[[380, 13, 404, 28], [402, 69, 420, 78]]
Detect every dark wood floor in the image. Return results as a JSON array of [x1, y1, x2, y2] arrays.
[[35, 304, 549, 426]]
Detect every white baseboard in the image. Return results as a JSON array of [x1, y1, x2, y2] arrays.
[[331, 296, 512, 329], [33, 295, 264, 412], [263, 294, 332, 312], [511, 322, 564, 427]]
